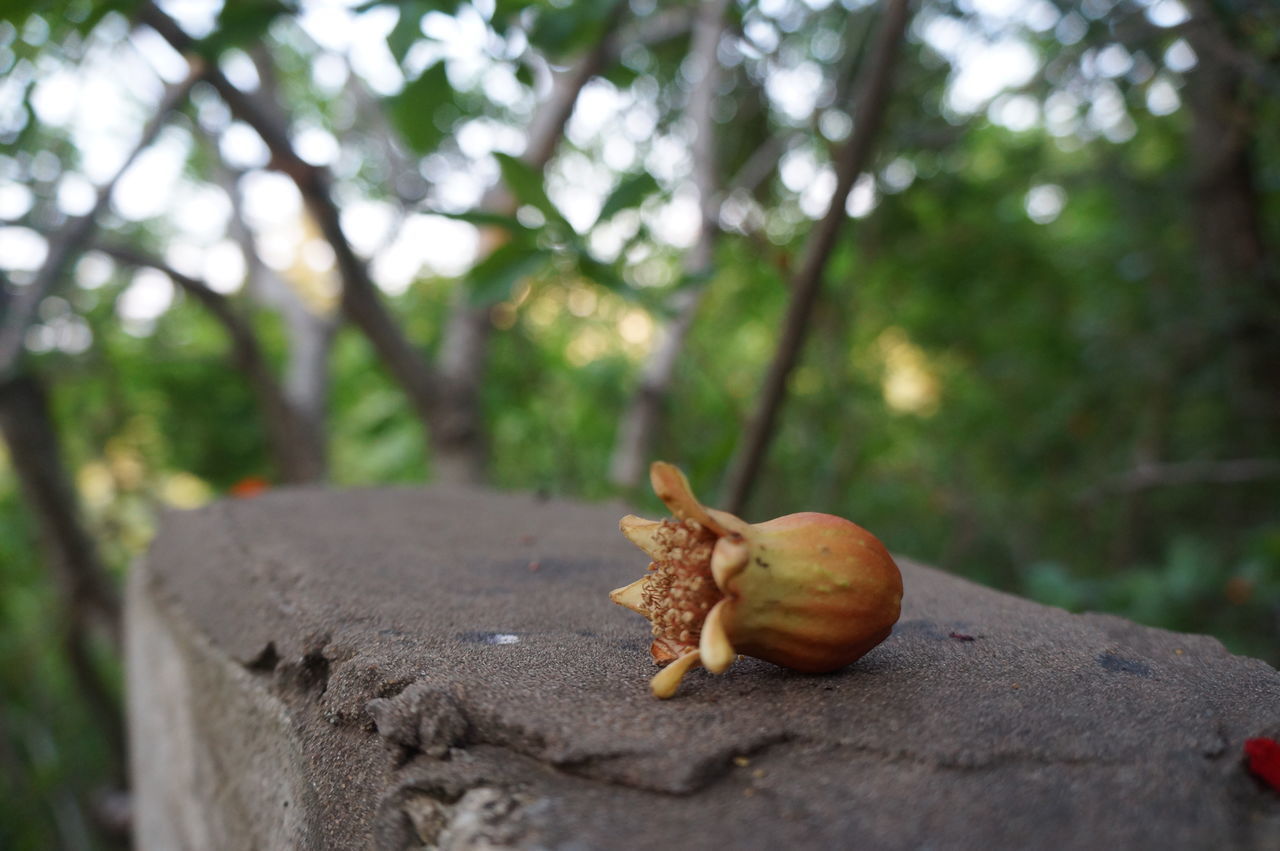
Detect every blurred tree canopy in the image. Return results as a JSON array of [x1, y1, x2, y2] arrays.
[[0, 0, 1277, 847]]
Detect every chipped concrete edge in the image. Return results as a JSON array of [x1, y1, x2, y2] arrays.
[[127, 556, 313, 850], [128, 555, 539, 851]]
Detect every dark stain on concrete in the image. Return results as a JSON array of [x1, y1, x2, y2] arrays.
[[1097, 652, 1153, 678]]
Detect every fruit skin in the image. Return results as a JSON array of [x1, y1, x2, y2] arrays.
[[723, 512, 903, 673], [611, 462, 903, 697]]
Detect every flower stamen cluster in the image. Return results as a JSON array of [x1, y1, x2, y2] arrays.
[[641, 523, 719, 637]]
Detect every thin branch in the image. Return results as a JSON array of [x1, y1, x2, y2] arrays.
[[0, 371, 126, 793], [98, 245, 240, 332], [602, 5, 696, 66], [721, 0, 913, 515], [220, 158, 336, 438], [609, 0, 729, 490], [142, 0, 637, 484], [63, 617, 127, 783], [433, 1, 630, 483], [1094, 458, 1280, 496], [215, 65, 337, 460], [0, 375, 121, 642], [1115, 6, 1280, 97], [525, 3, 629, 170], [609, 0, 865, 490], [1180, 0, 1280, 433], [0, 372, 128, 814], [727, 132, 790, 200], [139, 2, 445, 437], [346, 73, 427, 208], [0, 68, 203, 380], [97, 243, 325, 483], [687, 0, 727, 252]]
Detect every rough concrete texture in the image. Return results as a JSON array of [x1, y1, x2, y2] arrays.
[[127, 487, 1280, 850]]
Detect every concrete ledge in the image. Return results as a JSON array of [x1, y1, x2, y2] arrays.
[[127, 487, 1280, 849]]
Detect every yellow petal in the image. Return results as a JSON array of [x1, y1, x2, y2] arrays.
[[618, 515, 666, 559], [650, 649, 702, 699], [710, 536, 750, 591], [699, 599, 736, 674], [609, 577, 648, 615], [649, 462, 730, 536], [706, 507, 751, 537]]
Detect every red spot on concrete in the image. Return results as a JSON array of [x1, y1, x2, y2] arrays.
[[1244, 737, 1280, 792]]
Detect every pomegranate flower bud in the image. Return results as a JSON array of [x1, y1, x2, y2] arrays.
[[610, 462, 903, 698]]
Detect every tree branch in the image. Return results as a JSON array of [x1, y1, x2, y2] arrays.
[[602, 5, 696, 66], [97, 243, 325, 483], [213, 69, 336, 470], [433, 1, 630, 483], [1180, 0, 1280, 435], [0, 366, 128, 792], [524, 3, 629, 169], [0, 372, 128, 806], [0, 375, 120, 641], [1097, 458, 1280, 495], [721, 0, 913, 515], [1115, 5, 1280, 97], [0, 68, 203, 380], [608, 0, 729, 490], [138, 2, 445, 443]]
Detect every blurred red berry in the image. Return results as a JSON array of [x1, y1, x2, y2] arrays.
[[230, 476, 270, 498]]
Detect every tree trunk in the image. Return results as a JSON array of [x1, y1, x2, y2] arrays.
[[0, 373, 126, 778], [0, 375, 120, 640], [1183, 2, 1279, 440]]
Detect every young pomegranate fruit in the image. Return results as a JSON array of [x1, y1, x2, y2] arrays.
[[611, 462, 903, 698]]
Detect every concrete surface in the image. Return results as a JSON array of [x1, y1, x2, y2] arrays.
[[126, 487, 1280, 850]]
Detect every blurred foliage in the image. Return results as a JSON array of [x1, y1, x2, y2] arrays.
[[2, 0, 1279, 848], [0, 480, 121, 851]]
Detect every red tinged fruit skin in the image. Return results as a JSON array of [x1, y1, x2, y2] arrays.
[[723, 512, 902, 673]]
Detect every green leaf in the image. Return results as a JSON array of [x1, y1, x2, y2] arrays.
[[493, 153, 567, 228], [595, 171, 659, 225], [75, 0, 138, 34], [386, 4, 425, 64], [382, 1, 463, 63], [526, 0, 615, 57], [199, 0, 294, 58], [467, 240, 549, 305], [514, 61, 535, 88], [574, 252, 631, 296], [431, 210, 530, 232], [673, 267, 715, 293], [388, 62, 454, 154], [491, 0, 541, 33]]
